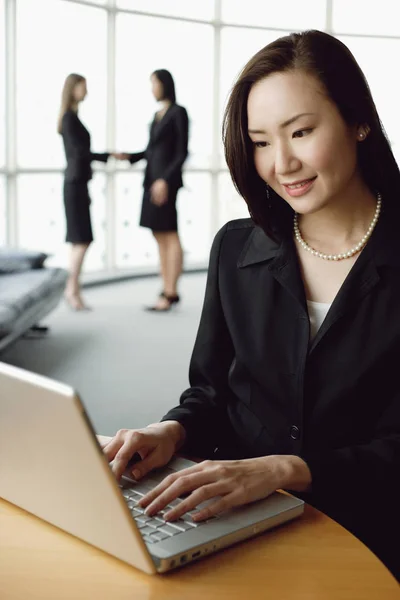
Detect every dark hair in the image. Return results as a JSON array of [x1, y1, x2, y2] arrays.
[[223, 29, 400, 239], [152, 69, 176, 104]]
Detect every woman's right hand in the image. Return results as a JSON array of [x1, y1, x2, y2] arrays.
[[99, 421, 186, 481], [111, 152, 130, 160]]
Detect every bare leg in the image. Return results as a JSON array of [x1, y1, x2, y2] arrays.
[[149, 231, 183, 310], [153, 231, 169, 294], [164, 232, 183, 297], [65, 243, 90, 310]]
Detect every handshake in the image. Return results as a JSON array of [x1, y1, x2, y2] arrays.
[[111, 152, 130, 161]]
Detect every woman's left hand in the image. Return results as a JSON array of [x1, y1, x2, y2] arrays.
[[150, 179, 168, 206], [139, 455, 311, 522]]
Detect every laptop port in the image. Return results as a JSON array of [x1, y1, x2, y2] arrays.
[[180, 554, 188, 564], [192, 551, 201, 558]]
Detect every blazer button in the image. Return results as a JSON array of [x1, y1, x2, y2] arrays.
[[290, 425, 300, 440]]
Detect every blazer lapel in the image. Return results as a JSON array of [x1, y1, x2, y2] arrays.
[[237, 202, 400, 357], [236, 226, 308, 379], [309, 202, 400, 353], [150, 105, 175, 143], [308, 249, 380, 353], [238, 226, 307, 311]]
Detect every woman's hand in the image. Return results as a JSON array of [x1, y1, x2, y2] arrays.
[[150, 179, 168, 206], [139, 455, 311, 522], [111, 152, 130, 160], [99, 420, 186, 481]]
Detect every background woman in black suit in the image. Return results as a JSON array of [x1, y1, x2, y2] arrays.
[[57, 73, 110, 311], [117, 70, 189, 312]]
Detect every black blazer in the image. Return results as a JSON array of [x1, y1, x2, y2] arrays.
[[61, 110, 109, 183], [128, 104, 189, 190], [162, 201, 400, 578]]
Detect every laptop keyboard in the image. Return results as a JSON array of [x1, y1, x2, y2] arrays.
[[118, 477, 218, 545]]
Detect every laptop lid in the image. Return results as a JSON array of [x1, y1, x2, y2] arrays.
[[0, 361, 156, 574]]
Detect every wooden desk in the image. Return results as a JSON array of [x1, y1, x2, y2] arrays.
[[0, 497, 398, 600]]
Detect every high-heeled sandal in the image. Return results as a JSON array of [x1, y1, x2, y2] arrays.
[[145, 292, 180, 312], [159, 291, 180, 304]]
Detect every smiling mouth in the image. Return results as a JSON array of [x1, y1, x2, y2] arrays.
[[283, 177, 317, 189]]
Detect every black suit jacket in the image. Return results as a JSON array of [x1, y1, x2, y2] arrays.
[[128, 104, 189, 190], [162, 201, 400, 578], [61, 110, 109, 183]]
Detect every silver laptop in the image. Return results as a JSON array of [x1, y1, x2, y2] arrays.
[[0, 361, 304, 574]]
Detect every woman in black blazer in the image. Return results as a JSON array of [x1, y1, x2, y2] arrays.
[[118, 70, 189, 312], [58, 73, 111, 310], [101, 32, 400, 578]]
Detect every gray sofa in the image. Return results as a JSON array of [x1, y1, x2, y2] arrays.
[[0, 249, 68, 352]]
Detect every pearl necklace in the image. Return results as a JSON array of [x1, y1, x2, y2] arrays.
[[294, 194, 382, 261]]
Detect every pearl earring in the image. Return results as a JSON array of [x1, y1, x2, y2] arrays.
[[358, 131, 366, 140]]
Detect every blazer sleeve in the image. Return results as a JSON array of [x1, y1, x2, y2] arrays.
[[90, 152, 110, 163], [161, 106, 189, 184], [128, 151, 146, 165], [302, 397, 400, 576], [161, 224, 235, 456], [302, 394, 400, 503]]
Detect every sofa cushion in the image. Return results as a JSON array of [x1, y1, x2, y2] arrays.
[[0, 269, 66, 322], [0, 305, 18, 336], [0, 248, 48, 273]]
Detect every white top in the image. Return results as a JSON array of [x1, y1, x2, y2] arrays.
[[306, 300, 331, 341]]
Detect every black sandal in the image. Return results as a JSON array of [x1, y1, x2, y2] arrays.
[[159, 291, 180, 304], [145, 292, 180, 312]]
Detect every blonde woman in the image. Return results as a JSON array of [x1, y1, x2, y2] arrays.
[[57, 73, 110, 310]]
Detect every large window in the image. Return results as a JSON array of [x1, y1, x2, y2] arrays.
[[333, 0, 400, 36], [17, 173, 106, 272], [3, 0, 400, 271], [115, 13, 214, 169], [0, 0, 5, 167], [17, 174, 65, 257], [0, 176, 5, 245], [221, 0, 326, 30], [117, 0, 214, 21], [16, 0, 107, 169]]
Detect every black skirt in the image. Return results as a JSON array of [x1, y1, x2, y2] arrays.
[[140, 186, 179, 232], [63, 181, 93, 243]]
